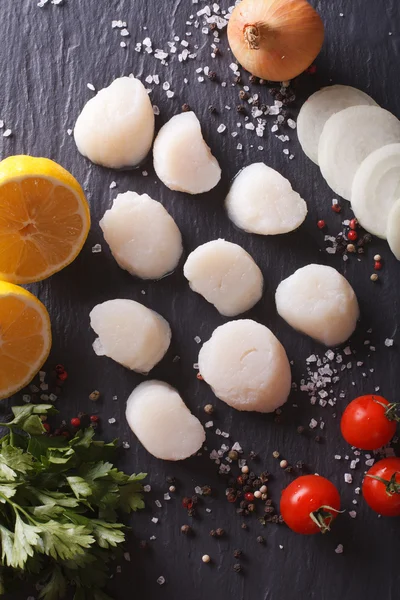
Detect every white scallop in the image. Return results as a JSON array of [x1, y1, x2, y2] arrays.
[[153, 112, 221, 194], [351, 144, 400, 238], [225, 163, 307, 235], [275, 264, 359, 346], [126, 380, 206, 461], [183, 239, 263, 317], [387, 199, 400, 260], [100, 191, 183, 279], [89, 299, 171, 374], [318, 106, 400, 201], [297, 85, 377, 165], [74, 77, 155, 169], [198, 320, 291, 413]]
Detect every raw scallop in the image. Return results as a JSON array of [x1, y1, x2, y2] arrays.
[[126, 380, 206, 461], [225, 163, 307, 235], [100, 191, 183, 279], [351, 144, 400, 238], [89, 299, 170, 373], [297, 85, 377, 165], [387, 199, 400, 260], [74, 77, 155, 169], [153, 112, 221, 194], [183, 239, 263, 316], [198, 320, 291, 413], [275, 264, 359, 346], [318, 106, 400, 201]]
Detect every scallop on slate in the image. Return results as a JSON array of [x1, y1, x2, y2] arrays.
[[198, 319, 291, 413], [126, 380, 206, 461], [153, 111, 221, 194], [275, 264, 359, 346], [183, 239, 264, 316], [89, 299, 171, 374], [100, 191, 183, 279], [74, 76, 155, 169], [225, 163, 307, 235]]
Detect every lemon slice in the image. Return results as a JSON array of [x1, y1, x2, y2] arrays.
[[0, 282, 51, 400], [0, 155, 90, 284]]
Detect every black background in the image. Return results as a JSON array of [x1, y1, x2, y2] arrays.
[[2, 1, 400, 599]]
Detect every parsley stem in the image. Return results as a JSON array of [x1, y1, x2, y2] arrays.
[[0, 492, 38, 525]]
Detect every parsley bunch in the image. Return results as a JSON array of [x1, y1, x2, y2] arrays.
[[0, 404, 145, 600]]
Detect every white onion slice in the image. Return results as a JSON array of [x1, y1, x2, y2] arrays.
[[297, 85, 377, 165], [318, 106, 400, 201], [351, 144, 400, 238], [225, 163, 307, 235], [387, 199, 400, 260]]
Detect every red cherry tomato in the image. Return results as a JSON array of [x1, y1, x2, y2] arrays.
[[362, 458, 400, 516], [280, 475, 341, 535], [341, 395, 397, 450]]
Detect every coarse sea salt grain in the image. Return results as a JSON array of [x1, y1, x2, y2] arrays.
[[157, 576, 165, 585], [344, 473, 353, 484], [335, 544, 344, 554], [87, 83, 96, 91], [151, 517, 159, 524], [385, 338, 394, 347], [92, 244, 102, 253], [3, 129, 12, 137], [217, 124, 226, 133], [108, 417, 116, 424], [143, 485, 151, 492]]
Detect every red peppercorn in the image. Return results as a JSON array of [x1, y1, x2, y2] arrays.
[[182, 497, 191, 508], [90, 415, 99, 423], [347, 230, 358, 241], [236, 475, 245, 486], [306, 65, 317, 74], [61, 431, 70, 438], [317, 220, 326, 229], [58, 371, 68, 381], [227, 492, 237, 503], [55, 364, 65, 374], [244, 492, 255, 502], [331, 203, 341, 213], [43, 422, 50, 433], [70, 417, 81, 428], [374, 261, 382, 271], [349, 218, 358, 230], [196, 373, 203, 380]]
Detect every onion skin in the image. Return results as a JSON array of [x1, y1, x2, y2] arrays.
[[227, 0, 324, 82]]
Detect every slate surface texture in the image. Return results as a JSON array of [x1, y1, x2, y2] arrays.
[[1, 0, 400, 599]]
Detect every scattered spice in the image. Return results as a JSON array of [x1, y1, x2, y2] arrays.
[[204, 404, 214, 414], [181, 524, 192, 535], [202, 554, 211, 564], [182, 103, 191, 112], [89, 390, 100, 401], [216, 528, 225, 537], [233, 549, 242, 558], [257, 535, 265, 544], [233, 563, 242, 573], [374, 261, 382, 271], [347, 230, 358, 242], [317, 220, 326, 229], [370, 273, 379, 282]]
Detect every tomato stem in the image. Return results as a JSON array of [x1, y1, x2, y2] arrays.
[[365, 472, 400, 496], [309, 505, 343, 534], [372, 396, 400, 422]]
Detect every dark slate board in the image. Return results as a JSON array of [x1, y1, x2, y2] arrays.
[[2, 0, 400, 598]]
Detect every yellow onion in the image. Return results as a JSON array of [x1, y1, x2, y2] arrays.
[[227, 0, 324, 82]]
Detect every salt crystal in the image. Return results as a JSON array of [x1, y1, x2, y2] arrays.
[[232, 442, 243, 453], [92, 244, 102, 253], [245, 123, 255, 130], [215, 428, 222, 435], [120, 28, 129, 37], [150, 535, 156, 540], [40, 383, 48, 391], [22, 394, 31, 403], [335, 544, 344, 554], [365, 458, 375, 466], [67, 128, 72, 136], [334, 455, 341, 460], [287, 118, 297, 129], [355, 487, 361, 495], [344, 473, 353, 484], [236, 143, 243, 150], [166, 91, 175, 98], [309, 418, 318, 429], [283, 149, 289, 155], [221, 431, 229, 438], [350, 460, 357, 469], [157, 576, 165, 585], [3, 129, 12, 137], [143, 37, 152, 47], [194, 486, 203, 495], [124, 552, 131, 562], [108, 417, 116, 424], [152, 517, 159, 524], [217, 124, 227, 133], [87, 83, 95, 91], [198, 76, 205, 83], [279, 545, 284, 550], [349, 511, 357, 518], [143, 485, 151, 492], [120, 41, 127, 48], [206, 508, 212, 513], [122, 442, 130, 449], [205, 421, 213, 428], [343, 346, 352, 355], [385, 338, 394, 347]]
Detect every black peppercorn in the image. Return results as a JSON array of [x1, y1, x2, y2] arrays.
[[216, 528, 225, 537], [202, 486, 212, 496], [278, 515, 284, 524], [188, 508, 196, 517], [247, 503, 255, 513], [271, 515, 279, 524], [209, 22, 217, 31], [233, 563, 242, 573], [296, 425, 305, 434], [234, 75, 242, 84], [240, 500, 247, 510], [236, 508, 244, 515], [253, 478, 262, 488], [181, 103, 191, 112], [265, 499, 272, 506], [214, 47, 221, 56], [314, 436, 322, 443], [241, 522, 248, 530], [239, 90, 249, 100], [181, 524, 192, 535], [248, 472, 256, 480], [243, 485, 251, 493], [166, 476, 176, 484], [295, 460, 304, 470], [227, 492, 237, 503], [208, 105, 217, 114], [249, 75, 258, 84], [257, 535, 265, 544], [264, 506, 275, 514], [208, 71, 217, 81], [249, 450, 257, 459], [210, 529, 216, 537], [233, 549, 242, 558], [236, 105, 246, 114]]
